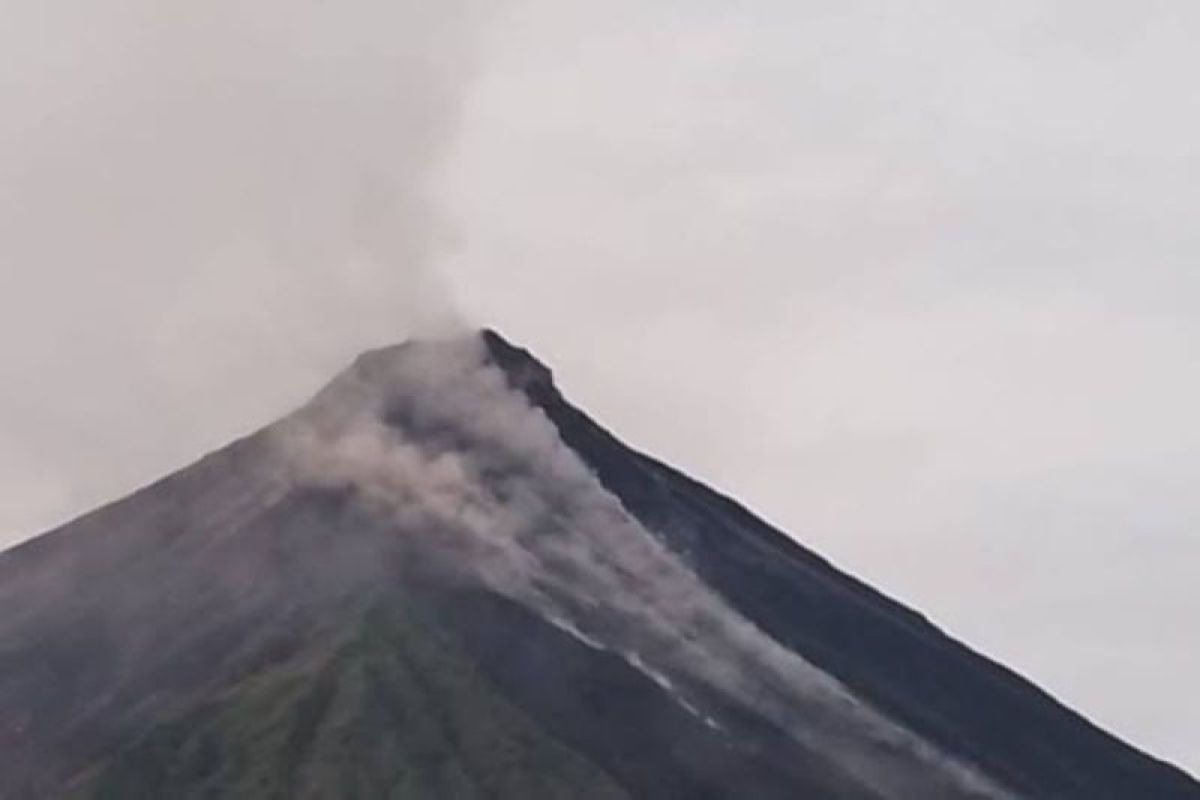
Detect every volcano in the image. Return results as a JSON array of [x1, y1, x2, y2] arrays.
[[1, 330, 1195, 799]]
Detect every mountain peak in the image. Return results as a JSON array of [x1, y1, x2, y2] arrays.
[[340, 329, 553, 391], [323, 328, 558, 423], [480, 328, 557, 400]]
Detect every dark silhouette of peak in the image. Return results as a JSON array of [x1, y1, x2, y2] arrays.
[[0, 331, 1195, 800], [481, 328, 558, 399]]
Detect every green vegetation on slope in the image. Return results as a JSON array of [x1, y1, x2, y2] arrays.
[[68, 602, 630, 800]]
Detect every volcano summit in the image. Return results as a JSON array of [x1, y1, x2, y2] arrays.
[[0, 330, 1195, 799]]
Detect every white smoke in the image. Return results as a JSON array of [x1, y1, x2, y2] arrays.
[[0, 1, 492, 544], [274, 333, 1014, 799]]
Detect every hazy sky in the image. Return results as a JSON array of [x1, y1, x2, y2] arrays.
[[1, 0, 1197, 772]]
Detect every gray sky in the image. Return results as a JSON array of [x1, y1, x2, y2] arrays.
[[1, 0, 1197, 773]]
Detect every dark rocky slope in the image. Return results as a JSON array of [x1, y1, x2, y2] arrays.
[[482, 330, 1200, 799]]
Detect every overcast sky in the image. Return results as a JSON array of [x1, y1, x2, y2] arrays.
[[1, 0, 1197, 773]]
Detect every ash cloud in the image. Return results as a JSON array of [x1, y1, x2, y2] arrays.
[[0, 0, 492, 544]]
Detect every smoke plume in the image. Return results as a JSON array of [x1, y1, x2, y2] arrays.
[[0, 0, 491, 544]]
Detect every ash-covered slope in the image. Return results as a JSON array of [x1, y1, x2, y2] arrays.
[[0, 330, 1195, 800]]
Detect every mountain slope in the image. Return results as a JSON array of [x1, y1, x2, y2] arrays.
[[71, 597, 630, 800], [482, 330, 1200, 799], [0, 329, 1195, 799]]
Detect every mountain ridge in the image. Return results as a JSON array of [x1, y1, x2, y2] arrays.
[[477, 328, 1199, 798]]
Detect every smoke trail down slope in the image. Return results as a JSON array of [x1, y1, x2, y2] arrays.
[[273, 334, 1013, 799]]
